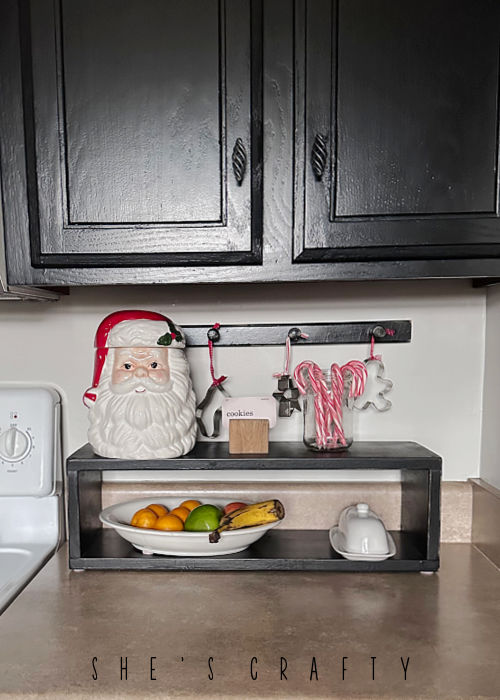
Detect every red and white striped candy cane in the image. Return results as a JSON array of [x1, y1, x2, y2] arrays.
[[295, 361, 333, 448], [329, 363, 346, 447], [341, 360, 367, 399]]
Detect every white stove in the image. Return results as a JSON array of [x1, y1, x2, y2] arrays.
[[0, 387, 62, 614]]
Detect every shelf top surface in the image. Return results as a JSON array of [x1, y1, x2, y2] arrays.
[[67, 441, 442, 471]]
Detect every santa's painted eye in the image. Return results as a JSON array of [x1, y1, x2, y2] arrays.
[[150, 362, 158, 369], [123, 363, 132, 370]]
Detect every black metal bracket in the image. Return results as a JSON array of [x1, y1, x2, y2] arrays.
[[182, 320, 411, 347]]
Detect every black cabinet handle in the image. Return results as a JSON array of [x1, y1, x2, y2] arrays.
[[311, 133, 328, 181], [232, 138, 247, 185]]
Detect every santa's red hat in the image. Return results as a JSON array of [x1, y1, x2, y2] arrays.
[[83, 310, 185, 406]]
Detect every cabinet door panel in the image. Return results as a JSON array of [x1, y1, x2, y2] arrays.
[[64, 0, 222, 224], [294, 0, 500, 263], [22, 0, 262, 266]]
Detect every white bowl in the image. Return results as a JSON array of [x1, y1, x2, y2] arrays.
[[99, 497, 282, 557]]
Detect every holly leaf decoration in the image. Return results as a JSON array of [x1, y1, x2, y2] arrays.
[[157, 333, 172, 346], [157, 319, 183, 346]]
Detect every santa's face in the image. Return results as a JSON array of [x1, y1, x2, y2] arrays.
[[111, 347, 170, 394], [87, 346, 197, 459]]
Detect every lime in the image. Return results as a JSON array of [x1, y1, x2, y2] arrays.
[[184, 504, 221, 532]]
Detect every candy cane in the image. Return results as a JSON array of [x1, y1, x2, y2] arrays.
[[341, 360, 367, 398], [329, 363, 346, 447], [334, 361, 367, 447], [298, 361, 331, 447], [295, 361, 333, 448]]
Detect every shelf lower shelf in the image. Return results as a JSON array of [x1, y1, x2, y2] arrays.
[[72, 528, 438, 572]]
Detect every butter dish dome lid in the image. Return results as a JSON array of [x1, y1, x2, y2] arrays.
[[337, 503, 390, 555]]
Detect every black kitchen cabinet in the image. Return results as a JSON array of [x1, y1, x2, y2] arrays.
[[3, 0, 500, 285], [0, 0, 262, 270], [294, 0, 500, 264]]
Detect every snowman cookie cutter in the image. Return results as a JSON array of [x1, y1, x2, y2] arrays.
[[354, 327, 394, 412]]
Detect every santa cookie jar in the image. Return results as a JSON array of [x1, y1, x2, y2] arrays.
[[83, 310, 197, 459]]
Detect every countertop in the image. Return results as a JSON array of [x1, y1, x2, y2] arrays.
[[0, 544, 499, 699]]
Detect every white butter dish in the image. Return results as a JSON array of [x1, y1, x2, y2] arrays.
[[329, 526, 396, 562], [330, 503, 396, 561]]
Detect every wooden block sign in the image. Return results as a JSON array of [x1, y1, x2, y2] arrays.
[[229, 419, 269, 454]]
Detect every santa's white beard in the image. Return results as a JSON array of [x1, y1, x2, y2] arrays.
[[88, 357, 197, 459]]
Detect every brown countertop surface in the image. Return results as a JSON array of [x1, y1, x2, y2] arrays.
[[0, 544, 499, 699]]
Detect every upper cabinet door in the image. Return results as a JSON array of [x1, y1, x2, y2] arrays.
[[21, 0, 262, 267], [294, 0, 500, 263]]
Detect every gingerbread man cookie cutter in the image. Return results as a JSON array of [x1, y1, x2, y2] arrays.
[[354, 357, 393, 412], [354, 326, 394, 412]]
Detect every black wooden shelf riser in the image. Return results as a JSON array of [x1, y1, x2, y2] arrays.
[[67, 441, 442, 572]]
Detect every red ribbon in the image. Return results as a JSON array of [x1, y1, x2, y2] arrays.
[[208, 323, 226, 387]]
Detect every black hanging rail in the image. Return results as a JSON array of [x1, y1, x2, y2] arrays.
[[182, 320, 411, 347]]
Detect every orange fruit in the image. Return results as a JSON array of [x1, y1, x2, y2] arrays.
[[131, 508, 158, 529], [147, 503, 169, 517], [179, 499, 202, 511], [154, 514, 184, 531], [169, 506, 190, 523]]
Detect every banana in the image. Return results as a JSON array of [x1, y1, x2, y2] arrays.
[[209, 499, 285, 543]]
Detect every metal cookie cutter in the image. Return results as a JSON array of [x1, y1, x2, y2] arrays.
[[272, 327, 308, 418], [355, 326, 393, 412], [273, 375, 301, 417], [355, 358, 393, 412]]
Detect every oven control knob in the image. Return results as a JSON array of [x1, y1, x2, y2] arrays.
[[0, 427, 32, 462]]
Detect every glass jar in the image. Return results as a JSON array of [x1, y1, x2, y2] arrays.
[[302, 369, 354, 451]]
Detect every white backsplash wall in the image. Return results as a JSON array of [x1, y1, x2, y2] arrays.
[[480, 284, 500, 490], [0, 280, 485, 481]]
